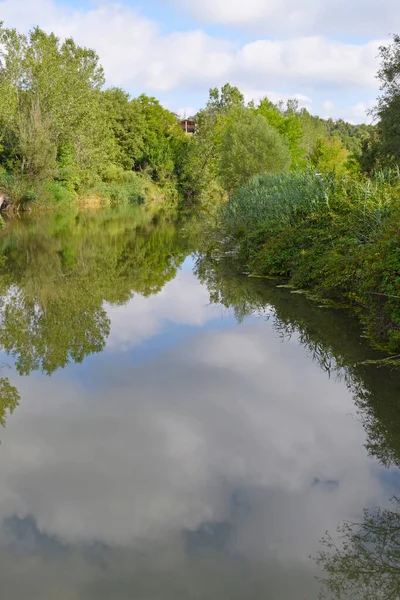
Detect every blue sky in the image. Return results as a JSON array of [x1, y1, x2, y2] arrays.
[[1, 0, 397, 122]]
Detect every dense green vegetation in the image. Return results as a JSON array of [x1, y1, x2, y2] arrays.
[[0, 21, 379, 215], [212, 169, 400, 351], [0, 23, 187, 211], [203, 36, 400, 354]]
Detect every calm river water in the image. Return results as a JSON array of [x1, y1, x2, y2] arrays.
[[0, 206, 398, 599]]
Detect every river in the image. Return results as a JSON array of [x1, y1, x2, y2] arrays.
[[0, 205, 398, 599]]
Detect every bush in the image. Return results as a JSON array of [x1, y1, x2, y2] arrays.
[[85, 180, 146, 205], [0, 171, 39, 207], [46, 181, 76, 204], [101, 164, 142, 184], [216, 169, 400, 351], [219, 109, 291, 194]]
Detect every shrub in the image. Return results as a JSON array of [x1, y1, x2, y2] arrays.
[[0, 172, 39, 207], [46, 181, 76, 204], [85, 180, 145, 205], [216, 169, 400, 351]]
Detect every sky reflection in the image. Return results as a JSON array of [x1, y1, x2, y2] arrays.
[[0, 257, 393, 599]]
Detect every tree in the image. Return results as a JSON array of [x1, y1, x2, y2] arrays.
[[358, 130, 387, 174], [0, 23, 113, 186], [252, 97, 306, 168], [175, 84, 244, 204], [297, 109, 329, 162], [310, 136, 350, 176], [219, 108, 291, 193], [134, 95, 184, 183], [376, 35, 400, 163], [102, 88, 145, 172], [207, 83, 244, 112]]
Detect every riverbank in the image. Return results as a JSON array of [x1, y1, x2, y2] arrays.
[[210, 169, 400, 355], [0, 169, 180, 215]]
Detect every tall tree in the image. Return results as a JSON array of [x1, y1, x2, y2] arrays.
[[207, 83, 244, 112], [135, 94, 184, 183], [252, 97, 306, 168], [219, 108, 291, 194], [102, 88, 145, 172], [0, 23, 112, 185], [176, 84, 244, 203]]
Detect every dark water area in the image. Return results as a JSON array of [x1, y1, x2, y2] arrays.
[[0, 206, 399, 599]]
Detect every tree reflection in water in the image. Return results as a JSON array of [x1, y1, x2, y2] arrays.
[[316, 497, 400, 600], [0, 375, 19, 429], [0, 206, 190, 376], [0, 218, 400, 596], [0, 206, 191, 428], [195, 253, 400, 599]]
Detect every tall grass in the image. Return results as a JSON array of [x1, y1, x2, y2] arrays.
[[221, 170, 328, 237], [221, 170, 395, 241], [0, 171, 39, 206]]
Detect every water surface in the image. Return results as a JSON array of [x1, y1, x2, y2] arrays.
[[0, 206, 398, 599]]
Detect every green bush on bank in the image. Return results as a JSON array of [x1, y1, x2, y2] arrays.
[[84, 181, 145, 205], [218, 170, 400, 351], [0, 166, 179, 210], [0, 171, 38, 206]]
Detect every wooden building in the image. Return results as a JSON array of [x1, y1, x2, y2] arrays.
[[180, 118, 196, 134]]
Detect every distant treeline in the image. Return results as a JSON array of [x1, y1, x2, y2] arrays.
[[0, 21, 390, 212]]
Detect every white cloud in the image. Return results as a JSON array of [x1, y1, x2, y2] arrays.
[[243, 88, 313, 111], [346, 100, 376, 123], [0, 318, 385, 552], [105, 262, 216, 351], [0, 0, 384, 115], [0, 0, 234, 91], [234, 37, 382, 89], [319, 99, 376, 124], [169, 0, 400, 38], [0, 285, 392, 596], [322, 100, 335, 113], [0, 312, 390, 600]]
